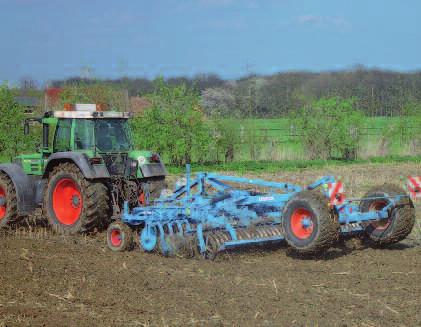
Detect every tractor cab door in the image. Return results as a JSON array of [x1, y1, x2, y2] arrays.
[[53, 119, 73, 152]]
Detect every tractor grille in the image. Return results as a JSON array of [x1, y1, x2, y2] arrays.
[[102, 153, 128, 176]]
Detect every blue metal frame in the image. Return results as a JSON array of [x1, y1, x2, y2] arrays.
[[121, 165, 407, 256]]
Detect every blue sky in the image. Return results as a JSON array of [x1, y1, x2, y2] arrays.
[[1, 0, 420, 84]]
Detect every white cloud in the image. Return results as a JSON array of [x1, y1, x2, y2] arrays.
[[296, 15, 351, 29]]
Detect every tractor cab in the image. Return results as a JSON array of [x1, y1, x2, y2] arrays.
[[17, 104, 166, 179]]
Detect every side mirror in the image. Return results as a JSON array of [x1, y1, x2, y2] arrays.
[[24, 122, 29, 135]]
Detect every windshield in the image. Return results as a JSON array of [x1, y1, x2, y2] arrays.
[[74, 119, 132, 152]]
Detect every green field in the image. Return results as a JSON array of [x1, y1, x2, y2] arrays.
[[224, 117, 417, 161]]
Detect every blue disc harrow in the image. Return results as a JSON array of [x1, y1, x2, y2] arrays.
[[107, 165, 415, 258]]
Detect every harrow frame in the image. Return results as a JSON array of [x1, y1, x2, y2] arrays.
[[113, 165, 411, 257]]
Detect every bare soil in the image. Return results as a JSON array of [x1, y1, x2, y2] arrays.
[[1, 163, 421, 327]]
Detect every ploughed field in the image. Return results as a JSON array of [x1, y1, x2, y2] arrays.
[[1, 163, 421, 327]]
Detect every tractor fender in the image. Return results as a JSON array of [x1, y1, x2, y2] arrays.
[[0, 163, 37, 215], [43, 152, 110, 179]]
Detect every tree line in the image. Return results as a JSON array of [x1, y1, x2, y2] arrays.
[[49, 67, 421, 118]]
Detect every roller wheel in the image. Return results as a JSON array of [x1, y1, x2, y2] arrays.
[[359, 184, 415, 245], [107, 221, 134, 252], [0, 173, 19, 228], [43, 163, 110, 234], [282, 191, 339, 254]]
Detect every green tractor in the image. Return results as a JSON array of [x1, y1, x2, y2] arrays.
[[0, 104, 167, 234]]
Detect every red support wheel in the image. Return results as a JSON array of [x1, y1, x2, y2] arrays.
[[282, 191, 339, 254], [107, 221, 134, 252], [360, 184, 415, 245]]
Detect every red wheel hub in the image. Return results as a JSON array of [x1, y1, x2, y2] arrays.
[[0, 186, 6, 220], [369, 200, 390, 230], [52, 178, 82, 225], [290, 208, 314, 239], [110, 229, 122, 247]]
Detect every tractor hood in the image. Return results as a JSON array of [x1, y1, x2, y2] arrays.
[[128, 151, 168, 178]]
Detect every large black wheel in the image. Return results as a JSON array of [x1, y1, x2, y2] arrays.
[[359, 184, 415, 245], [0, 173, 19, 228], [282, 191, 339, 254], [107, 221, 134, 252], [43, 163, 110, 234]]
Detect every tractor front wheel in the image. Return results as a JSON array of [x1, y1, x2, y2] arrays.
[[44, 163, 110, 234], [360, 184, 415, 245], [282, 191, 339, 254], [0, 173, 19, 228]]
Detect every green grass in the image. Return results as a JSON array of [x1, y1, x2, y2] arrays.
[[167, 155, 421, 174], [220, 117, 419, 160]]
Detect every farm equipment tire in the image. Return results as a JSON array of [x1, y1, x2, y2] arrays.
[[107, 221, 134, 252], [359, 184, 415, 246], [43, 163, 110, 234], [282, 191, 339, 254], [0, 173, 19, 228]]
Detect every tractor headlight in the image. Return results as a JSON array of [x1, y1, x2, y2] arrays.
[[137, 155, 146, 165]]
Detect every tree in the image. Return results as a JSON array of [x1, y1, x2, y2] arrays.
[[0, 84, 32, 161], [59, 82, 128, 111], [291, 97, 364, 160], [131, 79, 212, 165]]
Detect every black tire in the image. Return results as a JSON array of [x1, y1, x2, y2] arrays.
[[0, 173, 19, 228], [359, 184, 415, 245], [282, 191, 339, 254], [43, 163, 110, 234], [107, 221, 134, 252]]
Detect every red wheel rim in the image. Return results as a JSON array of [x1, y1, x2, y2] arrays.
[[110, 229, 122, 247], [0, 186, 6, 220], [52, 178, 82, 225], [290, 208, 314, 239], [138, 192, 145, 206], [369, 200, 390, 230]]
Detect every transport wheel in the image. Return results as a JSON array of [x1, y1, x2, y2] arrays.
[[359, 184, 415, 245], [107, 221, 134, 252], [0, 173, 19, 228], [282, 191, 339, 254], [44, 163, 110, 234]]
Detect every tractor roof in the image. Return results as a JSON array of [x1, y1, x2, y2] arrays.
[[51, 111, 132, 119], [45, 103, 133, 119]]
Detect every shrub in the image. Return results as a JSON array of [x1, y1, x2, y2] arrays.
[[291, 97, 364, 160], [0, 84, 34, 161], [131, 79, 212, 166]]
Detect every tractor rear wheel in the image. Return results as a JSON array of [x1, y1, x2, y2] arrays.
[[359, 184, 415, 245], [282, 191, 339, 254], [0, 173, 19, 228], [43, 163, 110, 234]]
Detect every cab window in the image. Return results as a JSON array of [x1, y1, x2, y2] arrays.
[[54, 119, 72, 152]]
